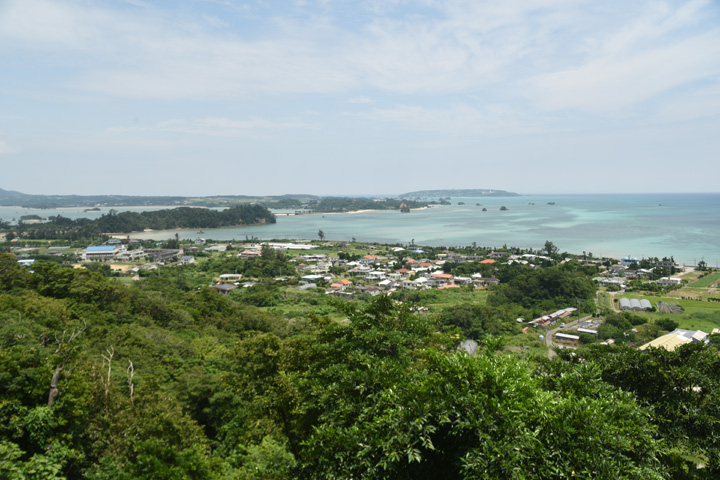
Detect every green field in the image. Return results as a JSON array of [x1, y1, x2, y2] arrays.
[[618, 293, 720, 331], [689, 271, 720, 288], [425, 288, 490, 310]]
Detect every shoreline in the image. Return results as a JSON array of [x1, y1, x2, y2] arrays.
[[6, 205, 197, 210], [4, 195, 717, 266], [287, 206, 436, 216]]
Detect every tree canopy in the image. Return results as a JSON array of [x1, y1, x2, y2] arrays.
[[1, 251, 718, 478]]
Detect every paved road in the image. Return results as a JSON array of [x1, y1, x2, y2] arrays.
[[545, 315, 594, 359]]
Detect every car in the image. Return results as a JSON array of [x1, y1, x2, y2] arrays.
[[560, 323, 566, 328]]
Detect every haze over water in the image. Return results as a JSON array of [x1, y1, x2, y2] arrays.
[[2, 193, 718, 266]]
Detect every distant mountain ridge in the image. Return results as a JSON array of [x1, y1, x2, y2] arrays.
[[0, 187, 518, 208], [0, 188, 319, 208], [400, 189, 519, 198]]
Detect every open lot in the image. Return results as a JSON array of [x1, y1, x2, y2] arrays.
[[618, 293, 720, 331]]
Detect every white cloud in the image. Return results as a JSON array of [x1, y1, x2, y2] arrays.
[[1, 0, 719, 115], [347, 97, 374, 103], [122, 0, 151, 8], [529, 1, 720, 112], [352, 103, 551, 138], [0, 140, 14, 154], [107, 117, 311, 137], [0, 0, 585, 98], [655, 82, 720, 123], [532, 32, 720, 112], [0, 0, 112, 50]]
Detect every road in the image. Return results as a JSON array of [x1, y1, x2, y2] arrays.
[[545, 315, 594, 359]]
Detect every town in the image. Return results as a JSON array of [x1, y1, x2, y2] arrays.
[[7, 234, 720, 355]]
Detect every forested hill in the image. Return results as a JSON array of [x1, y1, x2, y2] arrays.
[[94, 205, 275, 232], [0, 188, 187, 208], [400, 188, 520, 198], [0, 187, 431, 212], [0, 188, 319, 209], [1, 252, 719, 478], [6, 204, 275, 240], [308, 197, 428, 213]]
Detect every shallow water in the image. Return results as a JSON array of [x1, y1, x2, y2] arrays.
[[2, 193, 718, 266]]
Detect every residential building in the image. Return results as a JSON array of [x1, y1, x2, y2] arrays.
[[82, 245, 122, 262]]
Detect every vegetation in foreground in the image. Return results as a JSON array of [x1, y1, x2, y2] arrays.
[[1, 241, 720, 478]]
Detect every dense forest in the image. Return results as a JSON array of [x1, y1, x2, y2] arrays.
[[4, 205, 275, 241], [0, 189, 428, 214], [1, 250, 719, 478], [0, 188, 431, 211], [307, 197, 429, 213]]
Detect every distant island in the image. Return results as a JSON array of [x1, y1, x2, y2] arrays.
[[0, 187, 321, 209], [1, 205, 275, 240], [400, 188, 519, 198], [0, 188, 434, 213]]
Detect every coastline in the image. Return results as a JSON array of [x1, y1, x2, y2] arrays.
[[9, 205, 195, 211], [4, 194, 718, 266], [306, 206, 436, 216]]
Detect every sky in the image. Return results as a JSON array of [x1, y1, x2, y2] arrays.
[[1, 0, 719, 197]]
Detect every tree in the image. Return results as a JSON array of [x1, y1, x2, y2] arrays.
[[656, 318, 679, 332], [544, 240, 558, 257], [564, 343, 720, 478], [317, 230, 325, 241], [48, 321, 87, 406], [488, 267, 595, 313], [303, 346, 664, 479]]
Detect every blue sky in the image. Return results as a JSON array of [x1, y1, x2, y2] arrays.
[[1, 0, 719, 196]]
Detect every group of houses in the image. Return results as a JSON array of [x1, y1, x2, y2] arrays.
[[206, 246, 509, 296], [294, 250, 504, 295], [592, 257, 684, 290]]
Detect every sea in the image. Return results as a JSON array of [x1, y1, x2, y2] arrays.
[[2, 193, 718, 266]]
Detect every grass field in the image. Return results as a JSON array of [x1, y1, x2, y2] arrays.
[[618, 293, 720, 331], [689, 272, 720, 288], [598, 292, 615, 311], [425, 288, 490, 310], [505, 332, 547, 358]]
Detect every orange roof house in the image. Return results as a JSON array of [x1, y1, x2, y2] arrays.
[[432, 273, 453, 279]]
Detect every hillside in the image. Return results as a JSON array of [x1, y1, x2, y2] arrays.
[[400, 188, 520, 198], [1, 243, 718, 478], [0, 188, 319, 209]]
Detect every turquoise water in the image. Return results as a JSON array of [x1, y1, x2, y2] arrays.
[[2, 194, 718, 266]]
